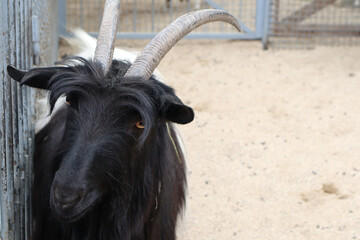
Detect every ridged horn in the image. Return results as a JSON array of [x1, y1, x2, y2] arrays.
[[124, 9, 241, 80], [93, 0, 121, 74]]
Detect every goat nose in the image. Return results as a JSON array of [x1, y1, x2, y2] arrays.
[[54, 187, 81, 208]]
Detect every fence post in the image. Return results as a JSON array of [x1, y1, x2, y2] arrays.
[[255, 0, 265, 38], [261, 0, 271, 49], [58, 0, 67, 37], [256, 0, 271, 49]]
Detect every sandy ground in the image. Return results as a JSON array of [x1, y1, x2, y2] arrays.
[[60, 39, 360, 239]]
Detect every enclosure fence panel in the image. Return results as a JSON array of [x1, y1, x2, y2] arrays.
[[61, 0, 360, 48], [267, 0, 360, 48], [60, 0, 268, 41], [0, 0, 58, 239]]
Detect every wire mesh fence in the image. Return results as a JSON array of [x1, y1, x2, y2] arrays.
[[62, 0, 360, 48], [267, 0, 360, 48], [61, 0, 259, 39]]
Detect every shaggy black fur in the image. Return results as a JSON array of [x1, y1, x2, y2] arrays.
[[7, 58, 194, 240]]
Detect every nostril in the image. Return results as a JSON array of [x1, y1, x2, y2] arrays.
[[54, 187, 81, 208]]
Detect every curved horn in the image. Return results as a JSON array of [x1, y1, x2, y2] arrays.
[[124, 9, 241, 80], [93, 0, 121, 74]]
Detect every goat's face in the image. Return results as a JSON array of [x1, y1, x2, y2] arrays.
[[50, 88, 144, 222], [7, 59, 194, 222]]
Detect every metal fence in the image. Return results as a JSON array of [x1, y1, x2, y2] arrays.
[[0, 0, 58, 239], [61, 0, 360, 48], [267, 0, 360, 48], [60, 0, 269, 41]]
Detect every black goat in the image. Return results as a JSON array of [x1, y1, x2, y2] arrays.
[[7, 9, 240, 240], [8, 58, 192, 239]]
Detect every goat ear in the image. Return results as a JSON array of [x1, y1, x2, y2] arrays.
[[7, 65, 66, 90], [165, 95, 194, 124]]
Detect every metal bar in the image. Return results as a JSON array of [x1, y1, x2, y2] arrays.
[[151, 0, 155, 32], [133, 0, 137, 32], [0, 1, 8, 238], [98, 0, 103, 26], [262, 0, 271, 49], [25, 0, 32, 238], [220, 0, 225, 32], [6, 2, 16, 239], [32, 16, 40, 65], [170, 0, 173, 22], [272, 24, 360, 37], [280, 0, 336, 25], [58, 0, 67, 36], [255, 0, 265, 38], [18, 1, 26, 239], [14, 1, 22, 240], [88, 31, 258, 39], [80, 0, 84, 29]]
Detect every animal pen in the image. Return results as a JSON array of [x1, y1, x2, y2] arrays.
[[60, 0, 360, 48], [0, 0, 359, 239]]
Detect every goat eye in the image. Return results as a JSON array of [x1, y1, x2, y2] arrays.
[[135, 121, 145, 129], [65, 96, 71, 106]]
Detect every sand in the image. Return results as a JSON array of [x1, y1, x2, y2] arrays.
[[60, 39, 360, 239]]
